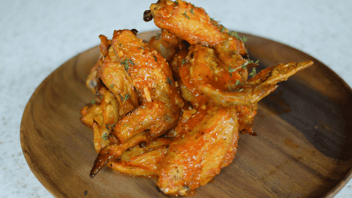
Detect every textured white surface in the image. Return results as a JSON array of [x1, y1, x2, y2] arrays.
[[0, 0, 351, 197]]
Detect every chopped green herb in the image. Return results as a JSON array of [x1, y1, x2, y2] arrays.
[[175, 0, 178, 5], [221, 26, 225, 33], [229, 31, 238, 37], [243, 36, 247, 42], [228, 66, 236, 73], [110, 84, 114, 88], [190, 8, 195, 15], [102, 133, 108, 140], [154, 55, 157, 62], [239, 88, 244, 92], [229, 31, 245, 42], [210, 18, 214, 21], [249, 68, 256, 78], [181, 59, 186, 65], [91, 100, 95, 104], [241, 62, 248, 70], [166, 77, 173, 85], [121, 59, 134, 71], [183, 11, 190, 19], [124, 63, 128, 71], [235, 80, 241, 85], [191, 3, 195, 7], [246, 59, 258, 65], [99, 95, 103, 99], [228, 66, 236, 77], [124, 94, 130, 102], [105, 124, 110, 130]]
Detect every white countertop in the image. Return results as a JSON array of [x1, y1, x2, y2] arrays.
[[1, 0, 351, 197]]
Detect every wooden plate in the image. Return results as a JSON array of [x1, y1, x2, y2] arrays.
[[20, 31, 352, 198]]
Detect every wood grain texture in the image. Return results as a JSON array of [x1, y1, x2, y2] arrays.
[[20, 31, 352, 198]]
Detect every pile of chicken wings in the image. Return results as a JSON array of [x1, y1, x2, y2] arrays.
[[80, 0, 313, 196]]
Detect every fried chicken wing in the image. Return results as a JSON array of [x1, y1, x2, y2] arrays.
[[108, 137, 172, 177], [169, 45, 188, 80], [90, 85, 119, 152], [99, 37, 139, 116], [85, 61, 100, 94], [80, 103, 102, 128], [110, 30, 183, 141], [157, 106, 239, 196], [236, 104, 258, 135], [148, 29, 189, 81], [148, 0, 250, 72], [205, 61, 313, 107], [89, 30, 184, 177], [149, 0, 223, 46], [85, 35, 111, 95], [148, 29, 181, 62], [183, 44, 313, 106]]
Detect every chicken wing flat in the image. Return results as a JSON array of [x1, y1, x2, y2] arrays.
[[157, 106, 239, 196], [182, 44, 313, 106], [108, 137, 172, 177]]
